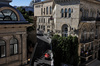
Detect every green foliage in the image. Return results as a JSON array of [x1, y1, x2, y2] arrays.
[[17, 7, 33, 23], [17, 7, 34, 32], [51, 35, 79, 66]]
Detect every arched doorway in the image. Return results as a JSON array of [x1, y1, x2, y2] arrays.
[[62, 24, 68, 37]]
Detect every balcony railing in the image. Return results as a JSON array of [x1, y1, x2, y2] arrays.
[[81, 50, 93, 57], [81, 17, 100, 21], [80, 39, 94, 43]]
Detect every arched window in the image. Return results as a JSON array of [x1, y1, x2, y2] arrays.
[[46, 7, 48, 15], [10, 38, 18, 55], [65, 8, 67, 17], [68, 8, 71, 18], [62, 24, 68, 37], [61, 9, 64, 17], [0, 9, 18, 21], [0, 40, 6, 58], [50, 6, 52, 14]]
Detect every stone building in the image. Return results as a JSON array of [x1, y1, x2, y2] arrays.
[[0, 0, 32, 66], [34, 0, 53, 34], [34, 0, 100, 65]]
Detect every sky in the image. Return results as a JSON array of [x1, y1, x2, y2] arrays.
[[10, 0, 44, 6]]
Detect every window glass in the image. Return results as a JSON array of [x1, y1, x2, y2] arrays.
[[14, 44, 18, 54], [0, 41, 5, 45], [0, 12, 4, 17], [65, 9, 67, 17], [46, 7, 48, 14], [68, 8, 71, 18], [11, 13, 17, 20], [61, 9, 64, 17], [0, 18, 3, 20], [4, 16, 11, 21], [10, 38, 18, 55], [69, 8, 71, 13], [50, 6, 52, 14], [44, 8, 45, 15], [43, 26, 45, 31], [44, 18, 45, 23], [2, 10, 12, 16], [62, 24, 68, 37], [41, 8, 43, 15], [47, 29, 50, 32], [0, 9, 18, 21], [0, 40, 6, 58], [1, 46, 5, 57], [10, 45, 14, 55]]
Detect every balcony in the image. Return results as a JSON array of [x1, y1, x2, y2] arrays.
[[81, 17, 100, 21], [81, 17, 95, 21], [80, 38, 94, 43]]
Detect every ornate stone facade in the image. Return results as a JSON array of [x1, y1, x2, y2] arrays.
[[34, 0, 100, 64], [0, 0, 32, 66]]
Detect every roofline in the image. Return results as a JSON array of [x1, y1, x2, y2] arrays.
[[34, 0, 53, 5]]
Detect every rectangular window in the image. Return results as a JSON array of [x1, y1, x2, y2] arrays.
[[10, 44, 18, 55], [39, 25, 40, 29], [0, 40, 6, 58], [44, 8, 45, 15], [43, 26, 45, 31], [0, 46, 5, 57], [48, 19, 50, 24], [41, 8, 43, 15], [46, 7, 48, 15], [14, 44, 18, 54], [47, 29, 50, 32], [47, 26, 50, 28]]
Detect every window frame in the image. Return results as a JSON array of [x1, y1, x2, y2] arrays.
[[10, 38, 18, 56], [46, 7, 48, 15], [61, 9, 64, 17], [0, 40, 6, 58], [50, 6, 52, 14], [68, 8, 71, 18], [65, 8, 67, 17], [0, 9, 18, 21]]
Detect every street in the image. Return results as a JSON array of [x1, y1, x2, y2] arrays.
[[34, 50, 53, 66]]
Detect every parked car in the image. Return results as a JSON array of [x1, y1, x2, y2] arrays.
[[44, 53, 50, 60]]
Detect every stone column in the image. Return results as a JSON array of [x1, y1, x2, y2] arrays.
[[21, 34, 27, 65], [6, 38, 10, 64]]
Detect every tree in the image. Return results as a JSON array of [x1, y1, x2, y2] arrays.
[[17, 7, 35, 61], [51, 35, 79, 66]]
